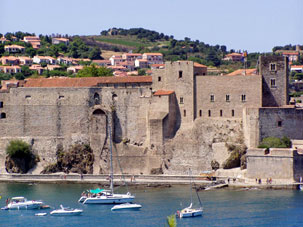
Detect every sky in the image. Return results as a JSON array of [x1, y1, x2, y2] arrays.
[[1, 0, 302, 53]]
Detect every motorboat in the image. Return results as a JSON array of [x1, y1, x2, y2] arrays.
[[6, 197, 43, 210], [176, 169, 203, 218], [78, 124, 135, 204], [177, 203, 203, 218], [111, 203, 142, 211], [50, 205, 83, 216], [35, 212, 47, 216]]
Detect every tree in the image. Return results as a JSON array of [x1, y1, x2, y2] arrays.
[[6, 140, 31, 159], [76, 65, 113, 77], [138, 69, 146, 76], [88, 47, 102, 60], [258, 136, 291, 149], [21, 65, 34, 78], [14, 72, 25, 80]]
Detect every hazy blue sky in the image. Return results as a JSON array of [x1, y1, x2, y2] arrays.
[[1, 0, 302, 52]]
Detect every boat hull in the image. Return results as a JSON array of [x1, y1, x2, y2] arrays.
[[83, 196, 134, 204], [180, 210, 203, 218], [8, 202, 43, 210], [50, 210, 83, 216], [111, 203, 142, 211]]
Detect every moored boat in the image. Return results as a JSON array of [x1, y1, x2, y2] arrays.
[[50, 205, 83, 216], [6, 197, 43, 210], [111, 203, 142, 211]]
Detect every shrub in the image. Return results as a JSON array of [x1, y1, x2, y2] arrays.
[[258, 136, 291, 149], [6, 140, 31, 158], [211, 160, 220, 170]]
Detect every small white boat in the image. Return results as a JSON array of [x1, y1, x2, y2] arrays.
[[35, 213, 47, 216], [177, 203, 203, 218], [7, 197, 43, 210], [50, 205, 83, 216], [111, 203, 142, 211]]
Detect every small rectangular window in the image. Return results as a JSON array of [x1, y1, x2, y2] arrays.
[[199, 110, 202, 117], [158, 76, 161, 82], [179, 71, 183, 78], [232, 109, 235, 117], [278, 121, 282, 127], [270, 63, 276, 71], [25, 95, 31, 99], [208, 110, 211, 117], [220, 110, 223, 117], [0, 102, 3, 108], [1, 112, 6, 119], [241, 94, 246, 102], [180, 97, 184, 104], [210, 95, 215, 102], [226, 95, 230, 102], [184, 109, 186, 117], [270, 78, 276, 88]]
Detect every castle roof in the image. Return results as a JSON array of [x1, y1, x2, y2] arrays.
[[23, 76, 152, 88], [193, 62, 207, 68]]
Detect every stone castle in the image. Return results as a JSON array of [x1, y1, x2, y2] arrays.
[[0, 55, 302, 175]]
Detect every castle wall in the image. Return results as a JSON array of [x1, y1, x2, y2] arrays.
[[196, 75, 262, 118]]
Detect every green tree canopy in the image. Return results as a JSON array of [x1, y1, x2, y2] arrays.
[[76, 65, 113, 77], [258, 136, 291, 149], [6, 140, 32, 158]]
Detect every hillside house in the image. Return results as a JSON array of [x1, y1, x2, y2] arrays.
[[282, 52, 299, 62], [18, 56, 33, 65], [33, 56, 57, 65], [142, 53, 163, 65], [23, 36, 41, 49], [92, 60, 111, 67], [29, 65, 44, 74], [4, 45, 25, 53], [223, 53, 243, 61], [110, 55, 123, 66], [1, 56, 20, 65], [0, 37, 7, 44], [52, 37, 69, 45], [291, 65, 303, 73], [67, 65, 83, 73], [135, 59, 148, 68], [57, 57, 73, 65], [0, 65, 21, 74], [122, 53, 142, 62]]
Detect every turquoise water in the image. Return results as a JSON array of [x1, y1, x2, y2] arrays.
[[1, 183, 303, 226]]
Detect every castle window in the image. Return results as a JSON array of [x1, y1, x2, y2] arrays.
[[25, 95, 31, 99], [208, 110, 211, 117], [59, 95, 64, 99], [0, 112, 6, 119], [232, 109, 235, 117], [94, 93, 100, 105], [270, 78, 276, 88], [0, 102, 3, 108], [270, 63, 276, 71], [158, 76, 161, 82], [241, 94, 246, 102], [278, 121, 282, 127], [210, 95, 215, 102], [179, 70, 183, 78], [220, 110, 223, 117], [199, 110, 202, 117], [180, 97, 184, 104], [226, 95, 230, 102], [184, 109, 186, 117]]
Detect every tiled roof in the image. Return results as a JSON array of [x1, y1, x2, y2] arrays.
[[291, 65, 303, 68], [226, 68, 257, 76], [153, 90, 175, 96], [282, 52, 299, 55], [194, 62, 207, 68], [4, 45, 25, 49], [226, 53, 242, 56], [143, 53, 163, 56], [23, 76, 152, 88], [53, 38, 69, 41]]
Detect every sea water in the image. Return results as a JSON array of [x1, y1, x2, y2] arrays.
[[0, 183, 303, 226]]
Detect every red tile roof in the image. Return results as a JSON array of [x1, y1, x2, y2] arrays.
[[194, 62, 207, 68], [226, 68, 257, 76], [143, 53, 163, 56], [153, 90, 175, 96], [23, 76, 152, 88]]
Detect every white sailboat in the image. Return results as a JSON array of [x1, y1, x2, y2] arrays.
[[79, 123, 134, 204], [177, 170, 203, 218]]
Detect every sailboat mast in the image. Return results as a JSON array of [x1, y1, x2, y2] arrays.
[[190, 169, 193, 205], [108, 118, 114, 194]]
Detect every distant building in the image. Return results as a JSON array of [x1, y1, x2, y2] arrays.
[[23, 36, 41, 49], [52, 37, 69, 45], [18, 56, 33, 66], [0, 37, 7, 44], [282, 52, 299, 62], [4, 45, 25, 53], [92, 60, 111, 67], [0, 65, 21, 74], [1, 56, 20, 65], [291, 65, 303, 73], [33, 56, 57, 65], [223, 53, 243, 61], [135, 59, 148, 68], [142, 53, 163, 65], [46, 65, 61, 71], [67, 65, 83, 73], [226, 68, 257, 76], [57, 57, 73, 65], [29, 65, 44, 74], [122, 53, 142, 62], [109, 55, 123, 66]]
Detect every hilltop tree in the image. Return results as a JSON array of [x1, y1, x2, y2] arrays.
[[88, 47, 102, 60]]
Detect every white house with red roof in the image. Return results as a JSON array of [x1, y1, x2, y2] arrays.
[[223, 53, 243, 61], [0, 66, 21, 74], [122, 53, 142, 62], [52, 37, 69, 45], [291, 65, 303, 73], [109, 55, 124, 66], [135, 59, 148, 68], [18, 56, 33, 65], [282, 52, 299, 62], [23, 36, 41, 49], [33, 56, 57, 65], [1, 56, 20, 65]]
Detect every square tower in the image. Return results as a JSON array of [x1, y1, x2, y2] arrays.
[[259, 56, 289, 107]]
